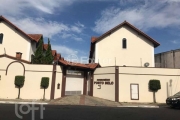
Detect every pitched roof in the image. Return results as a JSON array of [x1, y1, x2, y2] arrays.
[[91, 36, 98, 43], [58, 58, 99, 70], [92, 21, 160, 47], [0, 16, 41, 42], [28, 34, 42, 42], [56, 54, 61, 59], [51, 50, 57, 56]]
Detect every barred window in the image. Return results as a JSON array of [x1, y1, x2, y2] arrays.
[[0, 33, 3, 44], [122, 38, 127, 49]]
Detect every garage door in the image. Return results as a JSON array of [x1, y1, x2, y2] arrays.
[[65, 76, 84, 95]]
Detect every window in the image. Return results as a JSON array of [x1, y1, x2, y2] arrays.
[[122, 38, 127, 49], [0, 33, 4, 44]]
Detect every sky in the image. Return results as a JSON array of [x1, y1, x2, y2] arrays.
[[0, 0, 180, 63]]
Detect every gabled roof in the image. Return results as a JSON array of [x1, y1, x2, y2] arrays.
[[0, 16, 42, 42], [92, 21, 160, 47], [52, 50, 57, 56], [58, 58, 99, 70], [28, 34, 42, 42]]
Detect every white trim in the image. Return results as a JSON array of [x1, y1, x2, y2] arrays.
[[95, 43, 98, 63], [27, 39, 31, 61], [152, 47, 155, 67]]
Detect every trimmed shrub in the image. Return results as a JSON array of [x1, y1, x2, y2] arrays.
[[149, 79, 161, 91], [41, 77, 49, 100], [14, 76, 25, 99], [149, 79, 161, 103]]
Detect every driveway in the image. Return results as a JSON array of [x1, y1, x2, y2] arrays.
[[50, 95, 121, 107]]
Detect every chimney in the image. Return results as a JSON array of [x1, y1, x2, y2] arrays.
[[16, 52, 22, 59]]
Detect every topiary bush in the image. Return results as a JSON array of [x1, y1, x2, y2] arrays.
[[41, 77, 49, 100], [149, 79, 161, 103], [14, 76, 25, 99]]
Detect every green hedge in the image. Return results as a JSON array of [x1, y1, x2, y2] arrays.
[[15, 76, 25, 87], [41, 77, 49, 88], [149, 79, 161, 91]]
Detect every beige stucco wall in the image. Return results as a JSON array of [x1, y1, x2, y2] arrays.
[[0, 57, 63, 100], [95, 25, 154, 67], [0, 22, 31, 61], [54, 66, 62, 99], [93, 67, 115, 101], [119, 67, 180, 103]]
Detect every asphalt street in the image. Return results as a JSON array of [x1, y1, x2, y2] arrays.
[[0, 104, 179, 120]]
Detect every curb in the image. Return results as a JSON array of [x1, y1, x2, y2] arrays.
[[0, 101, 48, 105], [117, 105, 159, 108]]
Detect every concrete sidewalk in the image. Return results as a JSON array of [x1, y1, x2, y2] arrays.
[[0, 96, 167, 108], [118, 102, 165, 108], [0, 99, 49, 104]]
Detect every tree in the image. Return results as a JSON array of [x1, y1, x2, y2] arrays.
[[41, 77, 49, 100], [149, 79, 161, 103], [31, 37, 44, 64], [14, 76, 25, 99], [44, 38, 54, 64]]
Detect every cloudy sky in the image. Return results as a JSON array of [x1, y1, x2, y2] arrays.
[[0, 0, 180, 61]]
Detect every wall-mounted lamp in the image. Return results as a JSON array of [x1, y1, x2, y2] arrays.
[[57, 83, 60, 89], [169, 79, 172, 87]]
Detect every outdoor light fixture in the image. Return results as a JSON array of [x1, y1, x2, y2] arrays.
[[57, 83, 60, 89], [170, 79, 172, 87]]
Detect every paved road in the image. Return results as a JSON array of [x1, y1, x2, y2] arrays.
[[0, 104, 179, 120]]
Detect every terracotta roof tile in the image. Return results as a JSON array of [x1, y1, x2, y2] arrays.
[[58, 58, 99, 70], [59, 59, 67, 65], [56, 54, 61, 60], [51, 50, 56, 56], [28, 34, 42, 42], [91, 36, 98, 43]]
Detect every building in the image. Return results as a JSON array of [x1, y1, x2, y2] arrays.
[[0, 16, 180, 103], [155, 49, 180, 68], [89, 21, 160, 67]]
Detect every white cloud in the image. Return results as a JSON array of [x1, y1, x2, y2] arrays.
[[93, 0, 180, 34], [52, 44, 88, 63], [171, 40, 180, 44], [0, 0, 73, 15], [74, 37, 83, 41], [7, 17, 84, 41], [61, 33, 84, 41], [52, 45, 77, 56]]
